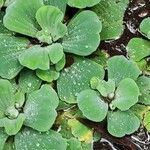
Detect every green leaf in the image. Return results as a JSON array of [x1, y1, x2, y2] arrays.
[[62, 11, 102, 56], [0, 129, 8, 150], [140, 17, 150, 39], [57, 58, 104, 103], [55, 54, 66, 71], [36, 6, 67, 44], [3, 0, 43, 37], [0, 114, 25, 135], [67, 0, 101, 8], [67, 138, 82, 150], [19, 44, 63, 70], [0, 34, 29, 79], [24, 85, 59, 132], [93, 0, 129, 40], [48, 43, 64, 64], [19, 45, 49, 70], [19, 70, 42, 93], [0, 79, 14, 117], [90, 77, 115, 97], [77, 89, 108, 122], [107, 111, 140, 137], [136, 76, 150, 105], [107, 56, 141, 84], [111, 78, 140, 111], [36, 68, 59, 82], [43, 0, 67, 14], [15, 128, 67, 150], [68, 119, 93, 142], [127, 38, 150, 62]]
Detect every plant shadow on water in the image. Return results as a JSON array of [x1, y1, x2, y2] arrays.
[[80, 0, 150, 150]]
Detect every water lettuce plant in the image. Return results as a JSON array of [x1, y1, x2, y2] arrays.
[[0, 0, 102, 80], [0, 0, 150, 149]]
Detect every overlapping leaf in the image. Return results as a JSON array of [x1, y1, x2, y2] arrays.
[[77, 89, 108, 122], [93, 0, 129, 40], [24, 85, 59, 131], [57, 58, 104, 103], [62, 11, 102, 56], [3, 0, 43, 37], [0, 34, 29, 79], [15, 128, 67, 150], [107, 56, 141, 84], [107, 111, 140, 137]]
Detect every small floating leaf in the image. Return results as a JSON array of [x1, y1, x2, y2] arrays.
[[140, 17, 150, 39], [112, 78, 140, 111], [107, 56, 141, 84], [77, 89, 108, 122], [24, 85, 59, 132], [0, 114, 25, 135], [15, 128, 67, 150], [127, 38, 150, 62], [136, 76, 150, 105], [62, 11, 102, 56], [19, 70, 42, 93], [93, 0, 129, 40], [107, 111, 140, 137], [36, 68, 59, 82]]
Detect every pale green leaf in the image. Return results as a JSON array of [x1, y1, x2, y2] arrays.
[[15, 128, 67, 150], [19, 70, 42, 93], [140, 17, 150, 39], [0, 79, 14, 116], [57, 58, 104, 103], [55, 54, 66, 71], [0, 114, 25, 135], [0, 34, 29, 79], [19, 45, 50, 70], [62, 11, 102, 56], [24, 85, 59, 131], [107, 56, 141, 84], [48, 43, 64, 64], [107, 111, 140, 137], [36, 68, 59, 82], [68, 0, 101, 8], [127, 38, 150, 62], [93, 0, 129, 40], [77, 89, 108, 122], [90, 77, 115, 97], [136, 76, 150, 105], [36, 6, 67, 43], [3, 0, 43, 37], [112, 78, 140, 111]]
